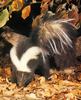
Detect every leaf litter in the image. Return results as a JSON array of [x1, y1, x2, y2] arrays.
[[0, 65, 81, 100]]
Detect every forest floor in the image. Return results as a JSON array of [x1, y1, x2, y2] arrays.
[[0, 64, 81, 100]]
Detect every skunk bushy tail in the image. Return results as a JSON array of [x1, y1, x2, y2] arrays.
[[31, 13, 79, 68], [31, 13, 78, 55]]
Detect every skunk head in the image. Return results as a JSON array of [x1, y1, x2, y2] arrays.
[[15, 70, 34, 87], [11, 64, 34, 87], [10, 39, 42, 86]]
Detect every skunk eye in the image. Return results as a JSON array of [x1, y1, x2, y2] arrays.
[[27, 54, 40, 70], [27, 59, 38, 68]]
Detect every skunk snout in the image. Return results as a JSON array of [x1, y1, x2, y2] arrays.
[[16, 71, 34, 87]]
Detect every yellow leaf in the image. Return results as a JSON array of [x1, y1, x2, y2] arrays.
[[0, 9, 9, 28], [11, 0, 24, 12], [21, 5, 31, 20], [19, 0, 24, 4]]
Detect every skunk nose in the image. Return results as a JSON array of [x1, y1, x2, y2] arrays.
[[17, 72, 26, 87], [17, 78, 31, 87], [17, 81, 24, 87], [17, 76, 32, 87], [17, 80, 31, 87]]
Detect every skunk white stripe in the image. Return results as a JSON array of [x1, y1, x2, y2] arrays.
[[10, 47, 20, 68], [10, 46, 42, 72], [20, 46, 42, 72], [41, 51, 46, 64], [53, 19, 75, 24], [50, 23, 72, 47], [52, 39, 60, 55], [58, 27, 73, 48], [43, 22, 73, 54]]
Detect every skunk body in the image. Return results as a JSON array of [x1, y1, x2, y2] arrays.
[[2, 12, 80, 86]]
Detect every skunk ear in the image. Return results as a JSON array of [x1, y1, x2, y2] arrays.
[[1, 26, 13, 39], [2, 26, 13, 32], [1, 27, 28, 46]]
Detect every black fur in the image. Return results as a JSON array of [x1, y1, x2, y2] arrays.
[[16, 38, 32, 59]]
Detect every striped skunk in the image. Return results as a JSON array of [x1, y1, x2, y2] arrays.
[[2, 12, 80, 87]]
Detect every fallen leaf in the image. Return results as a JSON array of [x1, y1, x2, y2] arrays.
[[11, 0, 24, 12], [21, 5, 31, 20], [0, 9, 9, 28]]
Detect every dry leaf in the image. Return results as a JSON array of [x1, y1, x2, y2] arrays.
[[21, 5, 31, 20], [11, 0, 24, 12], [0, 9, 9, 28]]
